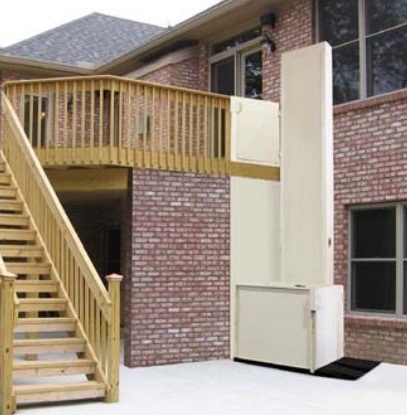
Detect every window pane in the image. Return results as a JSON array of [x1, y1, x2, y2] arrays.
[[367, 25, 407, 97], [352, 262, 396, 312], [366, 0, 407, 35], [333, 43, 360, 104], [211, 57, 235, 96], [318, 0, 359, 46], [352, 208, 396, 258], [244, 51, 262, 99]]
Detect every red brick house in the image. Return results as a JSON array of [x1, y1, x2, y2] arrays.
[[0, 0, 407, 410]]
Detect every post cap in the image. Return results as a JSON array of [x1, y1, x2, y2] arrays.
[[106, 273, 124, 282]]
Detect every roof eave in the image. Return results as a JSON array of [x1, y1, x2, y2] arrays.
[[0, 55, 93, 77], [96, 0, 283, 75]]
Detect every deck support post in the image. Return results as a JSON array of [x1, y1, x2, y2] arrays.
[[0, 272, 17, 415], [105, 273, 123, 403]]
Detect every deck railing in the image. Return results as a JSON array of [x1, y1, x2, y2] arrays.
[[3, 75, 231, 175], [1, 93, 122, 401]]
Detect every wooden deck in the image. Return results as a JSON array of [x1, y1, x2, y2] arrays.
[[3, 76, 231, 176]]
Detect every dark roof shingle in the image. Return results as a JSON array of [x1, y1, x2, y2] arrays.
[[3, 13, 166, 67]]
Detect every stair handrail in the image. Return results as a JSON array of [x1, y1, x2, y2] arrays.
[[1, 92, 111, 318], [1, 93, 122, 400], [0, 253, 17, 415]]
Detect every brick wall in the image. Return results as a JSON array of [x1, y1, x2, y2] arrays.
[[262, 0, 314, 102], [140, 55, 199, 90], [345, 316, 407, 365], [334, 91, 407, 363], [125, 168, 230, 367]]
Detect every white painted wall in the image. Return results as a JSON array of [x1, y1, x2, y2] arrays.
[[230, 97, 280, 166], [280, 42, 333, 286]]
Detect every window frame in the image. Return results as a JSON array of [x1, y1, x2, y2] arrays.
[[209, 36, 262, 97], [316, 0, 407, 103], [348, 203, 406, 317]]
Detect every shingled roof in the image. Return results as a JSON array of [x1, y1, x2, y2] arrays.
[[2, 13, 166, 68]]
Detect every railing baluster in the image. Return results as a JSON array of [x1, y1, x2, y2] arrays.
[[167, 89, 171, 170], [181, 92, 186, 170], [63, 81, 68, 162], [29, 84, 34, 146], [81, 80, 86, 164], [99, 79, 104, 162], [90, 80, 95, 163], [151, 86, 156, 168], [72, 81, 77, 162]]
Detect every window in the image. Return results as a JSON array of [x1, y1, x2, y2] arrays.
[[318, 0, 407, 104], [350, 205, 407, 315], [210, 29, 263, 99], [23, 95, 51, 147]]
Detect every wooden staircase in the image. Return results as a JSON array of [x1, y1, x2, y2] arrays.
[[0, 158, 108, 409]]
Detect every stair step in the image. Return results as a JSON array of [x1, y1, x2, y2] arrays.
[[18, 298, 67, 313], [0, 229, 36, 242], [14, 337, 86, 355], [0, 161, 6, 173], [13, 359, 96, 378], [15, 280, 58, 294], [6, 262, 51, 275], [0, 214, 29, 227], [15, 318, 76, 333], [0, 173, 11, 185], [0, 200, 23, 213], [1, 245, 43, 259], [14, 381, 105, 405], [0, 186, 17, 199]]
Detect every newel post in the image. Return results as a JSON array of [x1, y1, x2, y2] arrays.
[[0, 272, 17, 415], [105, 273, 123, 403]]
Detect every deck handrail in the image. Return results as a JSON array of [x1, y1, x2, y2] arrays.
[[1, 93, 121, 399], [3, 75, 231, 175]]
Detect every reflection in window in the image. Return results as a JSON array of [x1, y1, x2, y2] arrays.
[[318, 0, 359, 46], [366, 0, 407, 34], [211, 57, 235, 96], [244, 51, 262, 99], [318, 0, 407, 103], [333, 43, 360, 104], [367, 25, 407, 96]]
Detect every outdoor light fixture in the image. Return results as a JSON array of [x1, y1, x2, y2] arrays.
[[262, 32, 276, 53], [260, 13, 276, 28], [260, 13, 277, 53]]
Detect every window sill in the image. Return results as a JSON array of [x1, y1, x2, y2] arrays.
[[334, 88, 407, 116], [346, 314, 407, 329]]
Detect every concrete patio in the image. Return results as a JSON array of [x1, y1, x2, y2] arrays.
[[17, 359, 407, 415]]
